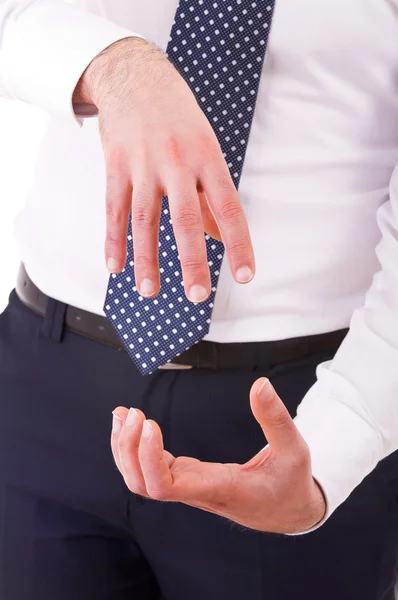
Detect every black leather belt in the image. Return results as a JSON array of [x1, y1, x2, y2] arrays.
[[16, 264, 348, 371]]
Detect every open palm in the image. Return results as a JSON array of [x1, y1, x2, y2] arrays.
[[111, 378, 326, 534]]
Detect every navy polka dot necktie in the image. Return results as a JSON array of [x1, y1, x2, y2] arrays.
[[104, 0, 276, 374]]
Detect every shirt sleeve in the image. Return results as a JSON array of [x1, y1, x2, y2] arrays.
[[292, 164, 398, 534], [0, 0, 142, 125]]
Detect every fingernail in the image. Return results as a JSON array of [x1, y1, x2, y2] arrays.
[[112, 413, 122, 432], [235, 266, 254, 283], [257, 378, 272, 400], [126, 407, 139, 427], [140, 278, 156, 298], [188, 284, 208, 303], [107, 258, 119, 273], [142, 420, 153, 439]]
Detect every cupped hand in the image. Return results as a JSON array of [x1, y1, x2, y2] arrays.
[[111, 378, 326, 534], [75, 37, 255, 302]]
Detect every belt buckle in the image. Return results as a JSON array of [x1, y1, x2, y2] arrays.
[[158, 362, 193, 370]]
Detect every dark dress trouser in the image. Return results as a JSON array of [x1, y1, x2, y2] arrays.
[[1, 289, 398, 600]]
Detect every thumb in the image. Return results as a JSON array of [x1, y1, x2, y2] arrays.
[[250, 378, 303, 455]]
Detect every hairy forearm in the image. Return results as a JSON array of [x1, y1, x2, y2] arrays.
[[73, 37, 165, 108]]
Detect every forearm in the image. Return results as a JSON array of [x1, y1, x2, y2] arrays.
[[72, 37, 157, 110]]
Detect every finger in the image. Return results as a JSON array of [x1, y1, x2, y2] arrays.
[[250, 378, 306, 455], [111, 406, 129, 475], [198, 191, 222, 241], [105, 164, 131, 274], [174, 459, 238, 510], [167, 176, 211, 303], [132, 181, 162, 298], [200, 163, 255, 285], [138, 419, 174, 500], [114, 406, 149, 496]]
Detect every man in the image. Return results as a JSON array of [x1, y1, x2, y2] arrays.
[[0, 0, 398, 598]]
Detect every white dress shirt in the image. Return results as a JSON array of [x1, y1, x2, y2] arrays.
[[1, 0, 398, 530]]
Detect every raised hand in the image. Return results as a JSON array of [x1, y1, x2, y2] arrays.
[[74, 37, 255, 302], [111, 378, 326, 534]]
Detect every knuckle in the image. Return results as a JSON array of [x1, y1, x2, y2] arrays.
[[218, 200, 243, 225], [269, 407, 291, 429], [147, 486, 169, 501], [228, 240, 250, 259], [162, 136, 185, 166], [105, 233, 122, 248], [173, 209, 201, 232], [180, 255, 206, 272], [133, 205, 158, 230], [126, 480, 147, 497], [106, 204, 126, 226], [118, 432, 136, 455], [133, 254, 156, 272], [212, 170, 236, 192]]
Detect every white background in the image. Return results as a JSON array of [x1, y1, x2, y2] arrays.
[[0, 98, 47, 311]]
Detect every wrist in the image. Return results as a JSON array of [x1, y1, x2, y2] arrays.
[[72, 37, 152, 109], [287, 478, 327, 535], [300, 479, 327, 532]]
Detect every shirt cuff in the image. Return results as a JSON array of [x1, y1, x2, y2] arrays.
[[288, 365, 382, 535], [1, 1, 143, 125]]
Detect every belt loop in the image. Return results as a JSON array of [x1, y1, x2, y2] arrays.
[[40, 297, 67, 343]]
